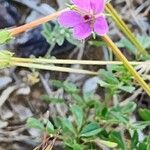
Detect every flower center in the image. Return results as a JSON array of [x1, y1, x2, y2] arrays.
[[84, 15, 91, 21]]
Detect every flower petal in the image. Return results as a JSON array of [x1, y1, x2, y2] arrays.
[[73, 22, 92, 40], [72, 0, 91, 11], [94, 16, 109, 36], [58, 11, 83, 27], [90, 0, 105, 14]]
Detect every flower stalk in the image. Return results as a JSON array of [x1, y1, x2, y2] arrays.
[[12, 57, 150, 66], [105, 3, 148, 57], [10, 62, 97, 75], [9, 8, 69, 36], [102, 35, 150, 96]]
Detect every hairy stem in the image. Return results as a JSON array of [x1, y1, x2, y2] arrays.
[[9, 8, 69, 36], [11, 57, 150, 65], [10, 62, 97, 75]]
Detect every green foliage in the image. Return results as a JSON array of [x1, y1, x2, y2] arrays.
[[116, 38, 137, 55], [26, 81, 149, 149], [0, 50, 14, 69], [105, 102, 137, 125], [95, 138, 118, 148], [131, 130, 138, 150], [117, 35, 150, 50], [71, 105, 83, 131], [139, 109, 150, 121], [51, 80, 79, 93], [80, 122, 101, 137], [116, 35, 150, 59], [27, 117, 45, 130], [109, 131, 126, 150], [0, 30, 12, 44], [42, 23, 81, 47], [43, 119, 55, 134], [98, 66, 135, 98], [26, 117, 54, 134], [61, 118, 76, 135], [137, 137, 150, 150], [137, 35, 150, 49], [89, 35, 150, 59]]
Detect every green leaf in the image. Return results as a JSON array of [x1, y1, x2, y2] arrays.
[[83, 92, 95, 102], [50, 80, 63, 88], [121, 102, 137, 114], [43, 119, 55, 134], [0, 30, 12, 44], [95, 138, 118, 148], [53, 117, 62, 129], [42, 23, 76, 46], [99, 69, 119, 85], [71, 105, 83, 131], [65, 140, 84, 150], [66, 34, 82, 47], [98, 79, 110, 88], [116, 38, 137, 54], [43, 23, 52, 33], [72, 142, 84, 150], [41, 95, 64, 104], [26, 117, 44, 130], [119, 85, 135, 93], [137, 35, 150, 49], [61, 118, 76, 135], [116, 35, 150, 55], [139, 109, 150, 121], [0, 50, 14, 69], [56, 35, 65, 46], [47, 121, 54, 133], [72, 94, 84, 104], [131, 130, 138, 150], [109, 131, 126, 150], [138, 142, 147, 150], [80, 122, 101, 137], [132, 121, 150, 130], [64, 82, 79, 93], [101, 107, 108, 118], [108, 110, 128, 124]]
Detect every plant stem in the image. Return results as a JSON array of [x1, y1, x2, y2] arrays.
[[105, 3, 148, 56], [11, 57, 150, 65], [102, 35, 150, 96], [10, 62, 97, 75], [9, 8, 69, 36]]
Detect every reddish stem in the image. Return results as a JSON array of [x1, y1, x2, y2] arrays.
[[9, 8, 69, 36]]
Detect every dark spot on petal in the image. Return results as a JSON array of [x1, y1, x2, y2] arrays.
[[84, 15, 90, 21]]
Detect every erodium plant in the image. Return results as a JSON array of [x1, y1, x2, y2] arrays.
[[0, 0, 150, 96]]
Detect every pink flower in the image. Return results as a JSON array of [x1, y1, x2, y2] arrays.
[[58, 0, 109, 40]]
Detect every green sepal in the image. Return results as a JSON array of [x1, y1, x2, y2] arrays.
[[0, 50, 14, 69], [0, 30, 12, 44]]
